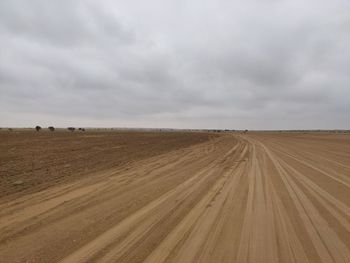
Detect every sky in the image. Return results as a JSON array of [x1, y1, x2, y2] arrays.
[[0, 0, 349, 130]]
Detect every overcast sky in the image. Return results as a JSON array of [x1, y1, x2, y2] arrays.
[[1, 0, 349, 129]]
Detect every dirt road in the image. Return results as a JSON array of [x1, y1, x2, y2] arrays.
[[0, 133, 349, 263]]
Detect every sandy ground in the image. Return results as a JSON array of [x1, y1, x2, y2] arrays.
[[0, 132, 349, 263], [0, 130, 213, 198]]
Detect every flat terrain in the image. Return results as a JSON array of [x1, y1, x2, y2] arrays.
[[0, 130, 214, 199], [0, 132, 349, 263]]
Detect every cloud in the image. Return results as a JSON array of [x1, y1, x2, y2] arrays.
[[0, 0, 349, 129]]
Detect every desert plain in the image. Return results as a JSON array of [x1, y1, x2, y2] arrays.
[[0, 130, 349, 263]]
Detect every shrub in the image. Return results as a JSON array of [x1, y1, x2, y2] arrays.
[[35, 126, 42, 132], [48, 126, 55, 131]]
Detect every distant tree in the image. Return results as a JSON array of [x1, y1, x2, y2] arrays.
[[48, 126, 55, 131], [67, 127, 75, 132], [35, 126, 41, 132]]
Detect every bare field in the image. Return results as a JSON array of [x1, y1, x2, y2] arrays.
[[0, 132, 349, 263], [0, 130, 214, 199]]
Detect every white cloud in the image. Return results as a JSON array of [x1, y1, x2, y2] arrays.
[[0, 0, 349, 129]]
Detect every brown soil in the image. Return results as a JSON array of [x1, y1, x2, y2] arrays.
[[0, 130, 215, 199], [0, 132, 349, 263]]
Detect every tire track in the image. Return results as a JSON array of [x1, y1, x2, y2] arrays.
[[259, 140, 350, 263], [1, 133, 349, 263]]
